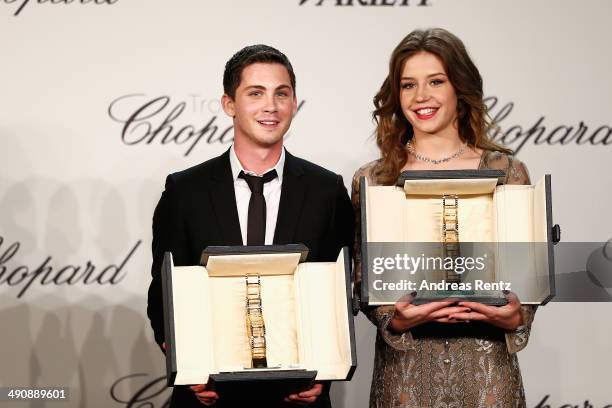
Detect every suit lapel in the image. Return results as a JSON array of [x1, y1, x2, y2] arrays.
[[209, 149, 243, 246], [273, 150, 305, 244]]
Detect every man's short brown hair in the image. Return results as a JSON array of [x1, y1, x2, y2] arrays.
[[223, 44, 296, 99]]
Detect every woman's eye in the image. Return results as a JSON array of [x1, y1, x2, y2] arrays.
[[401, 82, 415, 89], [431, 79, 444, 86]]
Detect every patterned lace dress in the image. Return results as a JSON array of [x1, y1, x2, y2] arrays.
[[352, 151, 537, 408]]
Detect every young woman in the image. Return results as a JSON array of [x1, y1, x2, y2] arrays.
[[353, 28, 536, 407]]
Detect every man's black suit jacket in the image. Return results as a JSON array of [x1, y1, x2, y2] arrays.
[[147, 149, 354, 408]]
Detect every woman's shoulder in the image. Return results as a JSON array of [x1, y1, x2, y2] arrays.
[[352, 159, 381, 185], [480, 150, 531, 185]]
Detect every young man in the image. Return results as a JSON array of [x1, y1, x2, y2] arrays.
[[146, 45, 354, 407]]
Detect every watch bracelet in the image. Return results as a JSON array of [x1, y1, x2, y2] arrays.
[[245, 273, 267, 367], [442, 194, 461, 283]]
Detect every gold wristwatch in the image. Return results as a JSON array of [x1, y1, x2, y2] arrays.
[[245, 273, 267, 368], [442, 194, 461, 283]]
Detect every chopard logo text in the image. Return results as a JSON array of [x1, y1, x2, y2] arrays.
[[486, 96, 612, 153], [4, 0, 119, 17], [535, 394, 612, 408], [111, 373, 170, 408], [0, 236, 140, 298], [108, 94, 306, 157]]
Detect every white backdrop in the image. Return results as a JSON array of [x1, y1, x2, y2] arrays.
[[1, 0, 611, 406]]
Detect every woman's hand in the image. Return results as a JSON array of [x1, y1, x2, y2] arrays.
[[449, 291, 524, 330], [389, 293, 471, 333]]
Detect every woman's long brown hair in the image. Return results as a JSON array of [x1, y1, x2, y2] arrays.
[[373, 28, 512, 185]]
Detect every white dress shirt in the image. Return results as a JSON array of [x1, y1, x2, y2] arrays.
[[229, 145, 285, 245]]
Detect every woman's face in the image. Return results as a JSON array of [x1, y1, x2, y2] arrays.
[[399, 51, 458, 138]]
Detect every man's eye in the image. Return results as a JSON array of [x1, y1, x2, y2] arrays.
[[249, 91, 262, 96], [276, 92, 288, 97]]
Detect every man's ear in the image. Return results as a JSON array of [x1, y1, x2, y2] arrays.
[[292, 95, 298, 117], [221, 94, 235, 118]]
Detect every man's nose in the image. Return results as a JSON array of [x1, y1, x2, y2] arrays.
[[263, 94, 278, 112]]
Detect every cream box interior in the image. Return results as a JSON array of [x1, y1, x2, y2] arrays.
[[361, 175, 555, 305], [162, 247, 355, 385]]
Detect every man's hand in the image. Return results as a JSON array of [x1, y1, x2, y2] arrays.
[[390, 293, 471, 333], [164, 343, 217, 406], [190, 384, 219, 406], [284, 383, 323, 405], [449, 291, 524, 330]]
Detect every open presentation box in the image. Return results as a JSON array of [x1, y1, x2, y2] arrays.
[[360, 170, 560, 306], [161, 244, 356, 401]]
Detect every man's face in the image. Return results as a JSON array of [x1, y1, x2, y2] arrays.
[[222, 62, 297, 148]]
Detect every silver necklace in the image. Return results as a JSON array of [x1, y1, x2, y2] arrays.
[[406, 141, 467, 165]]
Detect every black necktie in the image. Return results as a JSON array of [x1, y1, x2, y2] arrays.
[[238, 169, 278, 245]]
